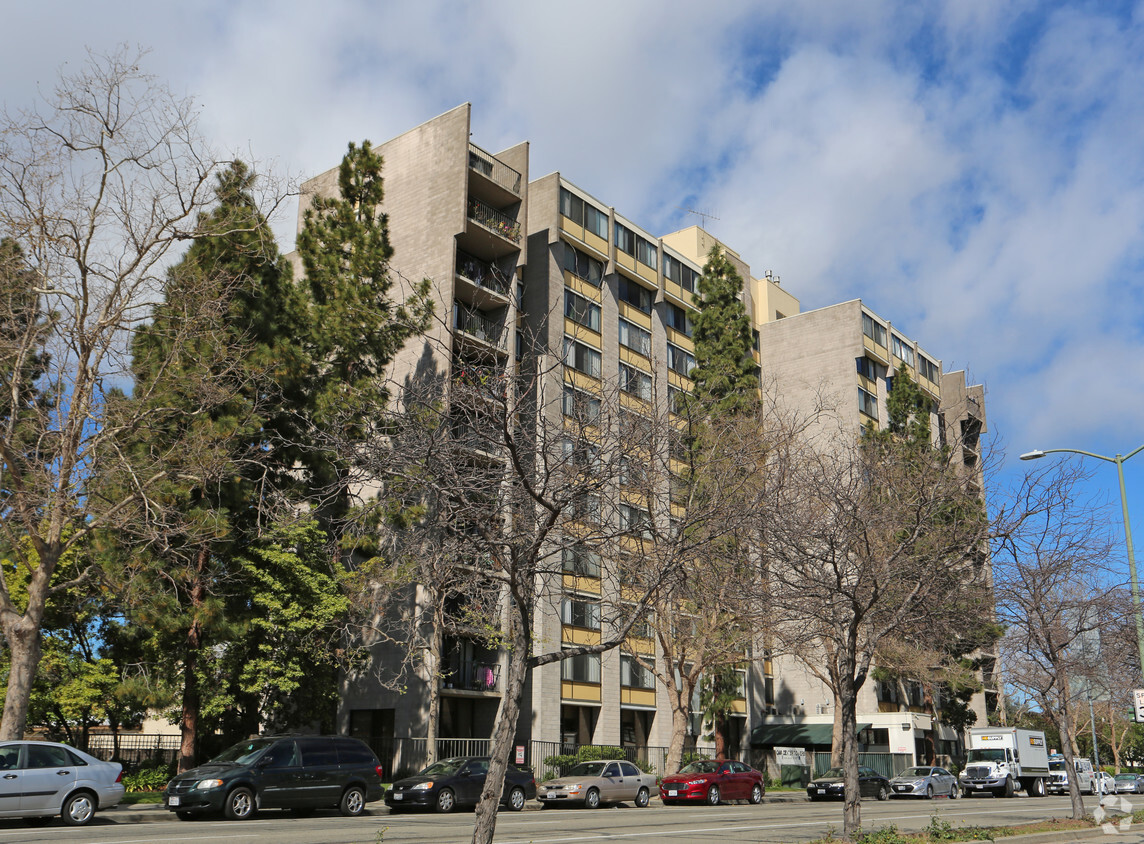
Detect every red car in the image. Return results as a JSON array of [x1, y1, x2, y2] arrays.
[[659, 759, 765, 805]]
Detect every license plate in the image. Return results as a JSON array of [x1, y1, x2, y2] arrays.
[[393, 793, 403, 801], [668, 790, 678, 796], [817, 789, 826, 794], [547, 793, 557, 799], [168, 796, 180, 807]]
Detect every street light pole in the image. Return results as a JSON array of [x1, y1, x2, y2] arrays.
[[1021, 444, 1144, 680]]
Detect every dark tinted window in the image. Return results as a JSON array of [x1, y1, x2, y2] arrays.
[[335, 739, 377, 767], [0, 745, 21, 770], [620, 762, 639, 777], [603, 763, 620, 778], [28, 744, 72, 768], [65, 748, 89, 766], [262, 740, 300, 768], [298, 738, 338, 767]]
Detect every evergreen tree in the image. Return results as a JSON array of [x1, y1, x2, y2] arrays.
[[883, 365, 932, 444], [688, 246, 758, 416]]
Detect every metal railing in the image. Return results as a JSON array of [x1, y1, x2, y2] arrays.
[[469, 144, 522, 195], [443, 660, 501, 692], [468, 197, 522, 243], [82, 733, 181, 771], [812, 751, 913, 779], [456, 250, 512, 296], [454, 305, 506, 347]]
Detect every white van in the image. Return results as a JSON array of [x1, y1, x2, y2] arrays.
[[1046, 755, 1095, 795]]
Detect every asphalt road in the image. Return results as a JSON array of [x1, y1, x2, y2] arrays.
[[0, 794, 1137, 844]]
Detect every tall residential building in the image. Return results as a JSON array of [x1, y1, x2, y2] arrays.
[[295, 104, 990, 775]]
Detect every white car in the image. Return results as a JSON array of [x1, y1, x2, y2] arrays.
[[1094, 771, 1116, 795], [0, 741, 124, 826]]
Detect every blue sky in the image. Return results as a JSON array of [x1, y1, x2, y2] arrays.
[[3, 1, 1142, 570]]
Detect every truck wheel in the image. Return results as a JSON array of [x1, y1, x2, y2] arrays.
[[1029, 778, 1045, 797], [1004, 777, 1015, 798]]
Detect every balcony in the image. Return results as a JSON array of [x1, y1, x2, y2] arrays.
[[469, 143, 521, 197], [454, 304, 507, 355], [455, 250, 512, 310], [443, 660, 501, 694], [468, 197, 521, 243]]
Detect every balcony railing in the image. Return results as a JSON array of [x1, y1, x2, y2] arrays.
[[443, 660, 501, 692], [469, 144, 522, 195], [468, 197, 521, 243], [454, 305, 505, 347], [456, 250, 512, 297]]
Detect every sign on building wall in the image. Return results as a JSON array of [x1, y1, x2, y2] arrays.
[[515, 745, 525, 764], [775, 746, 807, 766]]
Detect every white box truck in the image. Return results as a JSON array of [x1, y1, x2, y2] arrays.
[[959, 727, 1050, 797], [1046, 754, 1095, 795]]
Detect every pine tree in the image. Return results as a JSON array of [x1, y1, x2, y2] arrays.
[[688, 246, 758, 417]]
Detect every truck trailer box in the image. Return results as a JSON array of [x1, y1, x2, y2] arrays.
[[960, 728, 1050, 797]]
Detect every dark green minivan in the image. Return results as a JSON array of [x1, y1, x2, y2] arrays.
[[163, 736, 383, 820]]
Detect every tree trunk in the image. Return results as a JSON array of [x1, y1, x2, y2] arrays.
[[839, 679, 863, 839], [714, 713, 727, 759], [178, 548, 209, 773], [1057, 684, 1087, 819], [0, 614, 43, 740], [425, 613, 443, 766], [831, 695, 843, 767], [665, 684, 692, 774], [470, 606, 529, 844]]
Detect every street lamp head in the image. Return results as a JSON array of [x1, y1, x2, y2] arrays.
[[1020, 450, 1045, 461]]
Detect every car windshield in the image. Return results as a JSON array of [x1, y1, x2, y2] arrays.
[[566, 761, 607, 777], [1050, 760, 1066, 771], [966, 749, 1005, 763], [820, 768, 845, 778], [1115, 775, 1136, 781], [679, 761, 719, 774], [209, 738, 278, 765], [899, 768, 933, 778], [420, 758, 468, 777]]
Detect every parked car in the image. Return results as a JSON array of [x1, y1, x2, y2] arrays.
[[386, 757, 535, 812], [659, 759, 765, 805], [0, 741, 124, 826], [1113, 774, 1144, 794], [163, 735, 383, 820], [807, 766, 891, 801], [537, 759, 654, 808], [1094, 771, 1117, 794], [889, 766, 960, 799]]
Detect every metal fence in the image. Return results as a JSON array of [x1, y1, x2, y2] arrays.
[[812, 751, 913, 779], [83, 733, 181, 771]]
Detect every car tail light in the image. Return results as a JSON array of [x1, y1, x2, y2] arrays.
[[376, 765, 384, 778], [115, 770, 124, 783]]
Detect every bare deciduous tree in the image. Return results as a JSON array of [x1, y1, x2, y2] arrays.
[[993, 460, 1119, 819], [0, 48, 256, 739]]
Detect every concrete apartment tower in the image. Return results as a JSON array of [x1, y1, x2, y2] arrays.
[[295, 104, 991, 778]]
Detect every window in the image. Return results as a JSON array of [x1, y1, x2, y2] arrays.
[[619, 455, 648, 488], [635, 236, 658, 270], [858, 387, 878, 420], [669, 472, 689, 505], [562, 545, 601, 578], [621, 654, 656, 689], [620, 363, 652, 400], [27, 744, 72, 768], [561, 651, 601, 683], [681, 265, 698, 293], [667, 384, 688, 416], [667, 343, 695, 377], [618, 277, 653, 313], [663, 253, 682, 284], [615, 222, 636, 256], [619, 410, 652, 445], [560, 188, 609, 239], [562, 595, 601, 630], [620, 761, 641, 777], [891, 335, 915, 366], [862, 312, 887, 346], [572, 492, 600, 523], [856, 356, 885, 381], [561, 436, 600, 473], [563, 386, 601, 425], [618, 318, 651, 356], [564, 337, 602, 378], [565, 288, 601, 332], [919, 355, 939, 382], [563, 243, 604, 285], [619, 503, 651, 537], [665, 303, 693, 337]]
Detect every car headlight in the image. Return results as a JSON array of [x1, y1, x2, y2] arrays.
[[686, 779, 708, 786], [566, 784, 582, 793], [410, 781, 435, 791], [195, 779, 224, 790]]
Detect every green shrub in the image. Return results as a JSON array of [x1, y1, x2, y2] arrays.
[[542, 746, 654, 777], [123, 765, 174, 792]]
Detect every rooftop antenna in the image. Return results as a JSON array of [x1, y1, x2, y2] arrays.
[[679, 207, 720, 229]]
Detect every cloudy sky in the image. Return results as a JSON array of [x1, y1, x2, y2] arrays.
[[3, 1, 1143, 540]]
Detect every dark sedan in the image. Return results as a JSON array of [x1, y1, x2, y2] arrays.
[[660, 759, 765, 805], [385, 757, 535, 813], [807, 766, 891, 801]]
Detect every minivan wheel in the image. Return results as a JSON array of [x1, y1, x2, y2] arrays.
[[223, 787, 255, 820], [435, 788, 456, 813], [507, 787, 526, 811], [340, 785, 366, 816], [61, 791, 96, 826]]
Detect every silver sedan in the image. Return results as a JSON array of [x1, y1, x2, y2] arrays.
[[889, 766, 960, 799], [0, 741, 124, 826]]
